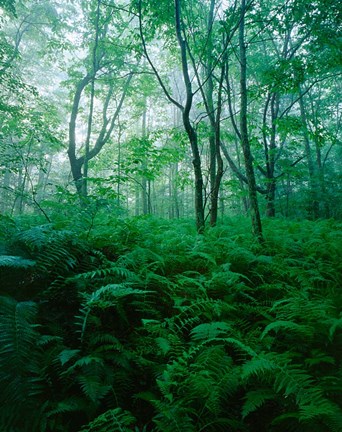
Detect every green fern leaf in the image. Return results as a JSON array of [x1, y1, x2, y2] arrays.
[[0, 296, 45, 428], [58, 349, 80, 366], [156, 337, 172, 355], [190, 322, 232, 341], [242, 389, 275, 418], [80, 407, 136, 432], [0, 255, 36, 269], [221, 337, 257, 356], [46, 397, 86, 417], [66, 355, 104, 371], [260, 320, 313, 340], [78, 374, 111, 403], [328, 316, 342, 340]]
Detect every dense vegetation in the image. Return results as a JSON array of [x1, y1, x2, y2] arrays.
[[0, 0, 341, 430], [1, 212, 342, 431]]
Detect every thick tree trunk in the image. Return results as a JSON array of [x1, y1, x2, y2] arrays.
[[68, 74, 92, 198], [68, 73, 132, 199]]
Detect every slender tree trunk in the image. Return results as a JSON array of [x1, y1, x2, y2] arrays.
[[172, 163, 180, 218], [141, 99, 150, 215], [263, 93, 280, 217], [168, 164, 174, 219], [234, 138, 249, 213], [35, 155, 52, 205], [1, 170, 11, 213], [175, 0, 205, 232], [135, 184, 140, 216], [239, 0, 263, 241], [139, 0, 204, 231], [83, 0, 101, 197], [117, 124, 122, 206], [206, 0, 217, 226], [309, 93, 330, 218], [315, 141, 329, 218], [14, 168, 24, 214], [209, 64, 225, 226], [197, 0, 225, 227], [298, 86, 319, 219]]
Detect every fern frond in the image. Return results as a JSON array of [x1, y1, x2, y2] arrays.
[[87, 284, 153, 305], [242, 388, 276, 418], [190, 322, 233, 341], [328, 316, 342, 340], [260, 320, 313, 340], [0, 296, 45, 429], [46, 396, 86, 417], [58, 349, 80, 366], [72, 265, 137, 282], [168, 298, 234, 334], [14, 224, 54, 251], [152, 400, 195, 432], [197, 418, 248, 432], [65, 355, 104, 372], [80, 407, 136, 432], [242, 352, 339, 423], [78, 374, 111, 403], [0, 255, 36, 269], [0, 296, 40, 374], [220, 337, 257, 357]]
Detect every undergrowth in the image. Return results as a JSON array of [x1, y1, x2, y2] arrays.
[[0, 213, 341, 431]]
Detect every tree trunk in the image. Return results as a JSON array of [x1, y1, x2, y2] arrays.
[[266, 179, 276, 217], [298, 86, 319, 219], [239, 0, 263, 241], [1, 170, 11, 213], [175, 0, 205, 232], [263, 93, 280, 217], [209, 64, 225, 227]]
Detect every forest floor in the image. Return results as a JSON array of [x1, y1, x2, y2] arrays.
[[0, 214, 341, 432]]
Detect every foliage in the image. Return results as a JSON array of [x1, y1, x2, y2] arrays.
[[0, 214, 341, 431]]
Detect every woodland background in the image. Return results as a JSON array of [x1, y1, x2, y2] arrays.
[[0, 0, 341, 431]]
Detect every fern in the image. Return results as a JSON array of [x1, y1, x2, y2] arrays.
[[242, 352, 340, 424], [78, 373, 111, 403], [0, 255, 36, 269], [0, 296, 45, 429], [190, 321, 233, 341], [80, 407, 136, 432], [260, 320, 313, 340], [152, 400, 196, 432], [46, 396, 87, 418], [1, 216, 341, 431], [242, 388, 276, 418]]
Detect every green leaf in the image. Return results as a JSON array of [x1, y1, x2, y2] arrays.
[[190, 322, 232, 341], [58, 349, 80, 366]]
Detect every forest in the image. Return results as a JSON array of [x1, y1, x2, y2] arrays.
[[0, 0, 341, 431]]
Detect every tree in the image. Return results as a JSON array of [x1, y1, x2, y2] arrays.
[[139, 0, 207, 232], [67, 0, 134, 199]]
